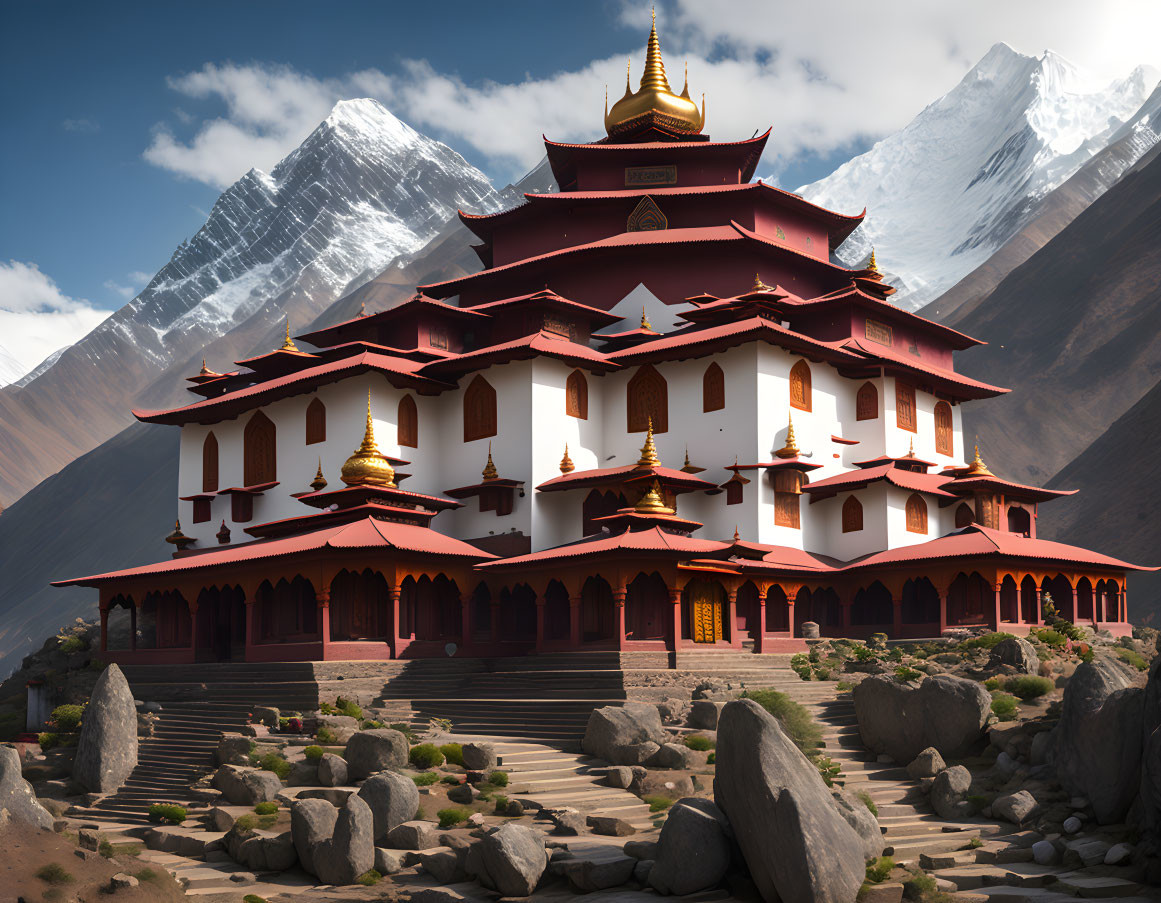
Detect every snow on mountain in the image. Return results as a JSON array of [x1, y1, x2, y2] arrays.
[[797, 43, 1159, 310], [0, 345, 26, 388]]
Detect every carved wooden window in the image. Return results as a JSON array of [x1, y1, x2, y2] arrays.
[[842, 495, 863, 533], [398, 395, 418, 448], [774, 470, 802, 529], [231, 492, 254, 523], [566, 370, 588, 419], [192, 498, 211, 524], [905, 493, 928, 534], [896, 380, 917, 433], [305, 398, 326, 445], [955, 502, 975, 528], [934, 401, 953, 456], [627, 364, 668, 433], [703, 362, 725, 412], [463, 375, 497, 442], [243, 411, 277, 486], [856, 382, 878, 421], [725, 479, 744, 505], [202, 432, 219, 493], [790, 360, 812, 412]]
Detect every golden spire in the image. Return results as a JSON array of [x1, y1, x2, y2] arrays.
[[310, 458, 328, 492], [635, 478, 675, 515], [907, 436, 915, 458], [733, 525, 740, 542], [775, 414, 800, 459], [280, 318, 298, 352], [681, 61, 690, 98], [482, 442, 499, 481], [753, 272, 772, 292], [165, 519, 193, 547], [964, 441, 994, 477], [559, 443, 575, 474], [866, 248, 882, 279], [340, 391, 396, 487], [641, 7, 668, 91], [636, 417, 661, 468], [640, 305, 652, 331], [680, 444, 705, 474], [359, 300, 367, 317], [199, 356, 211, 376]]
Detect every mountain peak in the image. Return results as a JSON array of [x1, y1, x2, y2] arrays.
[[323, 97, 418, 147]]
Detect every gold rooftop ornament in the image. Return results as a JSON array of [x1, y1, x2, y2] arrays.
[[280, 318, 298, 352], [964, 441, 994, 477], [482, 442, 499, 481], [560, 443, 575, 474], [310, 458, 328, 492], [340, 391, 396, 487], [637, 417, 661, 468], [752, 272, 772, 292], [775, 414, 800, 459], [635, 478, 675, 515]]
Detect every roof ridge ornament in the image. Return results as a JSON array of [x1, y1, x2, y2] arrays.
[[340, 390, 396, 487], [482, 441, 499, 481], [753, 272, 772, 292], [280, 318, 298, 352], [775, 414, 800, 459], [635, 477, 675, 515], [964, 440, 994, 477], [637, 417, 661, 467], [560, 443, 575, 474], [310, 457, 328, 492]]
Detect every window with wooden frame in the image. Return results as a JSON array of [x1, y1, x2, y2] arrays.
[[305, 398, 326, 445], [565, 369, 588, 419], [955, 502, 974, 528], [724, 476, 746, 505], [231, 492, 254, 523], [841, 495, 863, 533], [774, 470, 802, 528], [202, 432, 219, 493], [463, 375, 497, 441], [789, 359, 812, 412], [627, 364, 668, 432], [192, 498, 212, 524], [856, 382, 878, 421], [243, 411, 277, 486], [896, 379, 917, 432], [905, 493, 928, 534], [702, 362, 725, 412], [397, 395, 418, 447], [934, 401, 954, 456]]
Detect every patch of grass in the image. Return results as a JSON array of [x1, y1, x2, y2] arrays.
[[683, 734, 714, 751], [1033, 627, 1067, 648], [303, 745, 324, 762], [98, 840, 114, 858], [865, 855, 894, 884], [816, 755, 843, 787], [990, 693, 1019, 721], [960, 632, 1015, 651], [50, 704, 84, 731], [742, 689, 822, 757], [257, 751, 291, 780], [254, 801, 278, 815], [643, 795, 673, 812], [148, 803, 187, 824], [335, 696, 363, 720], [968, 836, 983, 849], [437, 806, 471, 828], [412, 771, 439, 786], [440, 743, 465, 766], [36, 863, 73, 885], [851, 644, 878, 662], [894, 666, 923, 682], [133, 868, 164, 885], [441, 775, 461, 785], [706, 752, 715, 765], [234, 815, 258, 832], [243, 896, 269, 903], [318, 702, 337, 715], [493, 795, 509, 814], [389, 721, 415, 741], [790, 652, 813, 680], [361, 719, 384, 730], [1007, 675, 1054, 700], [983, 677, 1002, 691], [856, 789, 878, 817], [315, 726, 337, 744], [409, 743, 445, 769], [1115, 647, 1149, 672], [38, 731, 62, 750], [356, 869, 381, 886], [836, 680, 855, 692], [902, 869, 938, 901], [488, 770, 509, 787]]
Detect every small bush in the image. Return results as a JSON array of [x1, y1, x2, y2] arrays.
[[243, 895, 269, 903], [865, 855, 895, 884], [234, 814, 258, 832], [315, 726, 337, 744], [1034, 627, 1066, 647], [356, 869, 381, 886], [38, 731, 61, 751], [983, 677, 1002, 691], [990, 693, 1019, 721], [1116, 647, 1149, 672], [1056, 620, 1086, 642], [59, 635, 87, 653], [643, 795, 673, 812], [148, 803, 187, 824], [902, 869, 937, 901], [961, 632, 1014, 651], [836, 680, 855, 693], [852, 644, 878, 662], [683, 734, 715, 751], [706, 752, 716, 765], [790, 652, 812, 680], [493, 795, 509, 813], [856, 789, 878, 817], [254, 802, 278, 815], [49, 703, 84, 731], [303, 745, 324, 762], [742, 689, 822, 757], [816, 755, 843, 787], [440, 742, 465, 766], [318, 702, 337, 715], [412, 772, 439, 786], [968, 836, 983, 849], [36, 862, 74, 885], [361, 719, 384, 730], [488, 770, 509, 787], [98, 840, 114, 859], [257, 752, 291, 780], [1007, 675, 1054, 700], [390, 721, 415, 740], [441, 775, 461, 785], [894, 666, 923, 682], [887, 647, 904, 662], [409, 743, 446, 769], [437, 806, 471, 828], [335, 697, 363, 720]]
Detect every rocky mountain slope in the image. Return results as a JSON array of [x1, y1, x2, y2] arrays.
[[799, 43, 1158, 310], [0, 98, 503, 507]]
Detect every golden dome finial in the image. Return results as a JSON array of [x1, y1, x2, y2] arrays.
[[636, 417, 661, 468], [165, 519, 193, 548], [640, 305, 652, 331], [641, 7, 669, 92], [341, 390, 396, 487], [753, 272, 772, 292], [733, 525, 740, 542], [635, 478, 675, 515], [482, 442, 499, 481], [682, 61, 690, 98], [775, 413, 800, 459], [310, 458, 328, 492], [964, 440, 994, 477], [560, 443, 575, 474], [867, 248, 880, 275], [907, 436, 915, 458], [280, 318, 298, 352], [359, 299, 367, 317]]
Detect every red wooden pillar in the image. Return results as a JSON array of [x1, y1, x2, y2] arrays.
[[389, 584, 403, 658], [991, 585, 1003, 631], [569, 595, 583, 649], [756, 587, 767, 654], [316, 588, 331, 659], [937, 592, 949, 635], [726, 587, 739, 648], [892, 598, 903, 638], [99, 608, 109, 654], [1034, 587, 1044, 626], [613, 587, 627, 651], [534, 600, 546, 653], [1120, 586, 1128, 623], [667, 587, 682, 653]]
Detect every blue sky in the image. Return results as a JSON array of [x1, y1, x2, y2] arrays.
[[2, 0, 1159, 377]]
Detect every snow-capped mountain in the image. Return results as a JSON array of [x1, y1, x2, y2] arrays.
[[798, 43, 1159, 310], [0, 345, 26, 388], [0, 98, 504, 505]]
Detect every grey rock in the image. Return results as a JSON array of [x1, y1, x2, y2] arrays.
[[713, 698, 865, 903], [801, 621, 820, 639], [560, 855, 636, 892], [0, 746, 53, 830], [649, 742, 696, 769], [1063, 815, 1082, 833], [624, 839, 658, 860], [216, 734, 252, 766], [1032, 839, 1058, 865], [586, 815, 636, 836], [504, 799, 524, 817], [688, 700, 726, 730], [582, 702, 667, 765], [317, 752, 348, 787], [314, 794, 375, 885], [631, 769, 694, 799], [209, 807, 235, 832], [832, 786, 884, 860], [253, 705, 280, 728], [547, 806, 586, 835], [357, 770, 420, 845], [853, 673, 990, 763], [288, 761, 320, 786], [1030, 730, 1054, 766], [906, 747, 946, 780], [212, 765, 282, 805], [446, 781, 476, 805], [470, 823, 547, 896], [649, 797, 732, 895], [73, 663, 138, 793], [1105, 842, 1133, 865], [604, 766, 633, 788], [461, 741, 496, 771], [634, 858, 654, 884], [110, 872, 139, 889], [1064, 837, 1110, 868], [993, 790, 1040, 826], [419, 847, 467, 883], [375, 846, 408, 874], [344, 728, 408, 780], [387, 819, 439, 851], [225, 827, 297, 872], [290, 797, 337, 877], [930, 765, 973, 819], [989, 636, 1040, 675]]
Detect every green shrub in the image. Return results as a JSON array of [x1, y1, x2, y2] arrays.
[[968, 836, 983, 849], [990, 693, 1019, 721], [52, 703, 85, 731], [813, 667, 833, 680], [303, 745, 324, 762], [315, 726, 337, 744], [790, 652, 812, 680], [894, 666, 923, 682], [856, 789, 878, 817], [148, 803, 187, 824], [836, 680, 855, 693], [1080, 646, 1095, 663], [887, 647, 904, 662], [865, 855, 894, 884], [1056, 620, 1086, 642], [257, 752, 291, 780], [390, 721, 415, 740], [1007, 675, 1054, 700], [488, 770, 509, 787], [440, 743, 465, 766], [902, 869, 937, 901], [38, 731, 61, 751], [437, 806, 471, 828], [356, 869, 381, 886], [254, 802, 278, 815], [361, 719, 384, 730], [815, 755, 843, 787], [412, 772, 439, 786], [35, 862, 74, 885], [643, 795, 673, 812], [852, 644, 878, 662], [683, 734, 714, 751], [318, 702, 337, 715], [441, 775, 461, 785], [243, 895, 269, 903], [742, 689, 822, 757], [59, 635, 87, 654], [1034, 627, 1066, 647], [98, 840, 114, 859], [706, 752, 715, 765], [960, 632, 1014, 651], [983, 677, 1002, 691], [335, 697, 363, 720], [1116, 647, 1149, 671], [409, 743, 445, 769]]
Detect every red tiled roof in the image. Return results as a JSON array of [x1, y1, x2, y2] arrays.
[[298, 295, 487, 348], [837, 336, 1008, 399], [801, 285, 984, 350], [421, 331, 617, 376], [465, 289, 622, 325], [537, 464, 716, 493], [804, 463, 959, 500], [944, 475, 1076, 502], [477, 526, 729, 569], [605, 316, 853, 365]]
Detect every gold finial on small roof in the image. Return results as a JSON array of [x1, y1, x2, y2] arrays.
[[907, 436, 915, 458], [341, 390, 396, 487], [280, 318, 298, 352], [310, 457, 328, 492], [775, 414, 800, 459], [635, 478, 675, 515], [867, 248, 880, 275], [199, 355, 211, 376], [165, 519, 193, 548], [640, 305, 652, 331], [560, 443, 575, 474], [482, 442, 499, 481], [359, 300, 367, 317], [753, 272, 772, 292], [964, 440, 993, 477], [733, 525, 740, 542], [636, 417, 661, 468]]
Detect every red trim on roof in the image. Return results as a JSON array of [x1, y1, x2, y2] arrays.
[[804, 464, 958, 500], [537, 464, 716, 493], [605, 316, 853, 366], [477, 525, 729, 569], [838, 336, 1008, 399], [464, 289, 622, 325], [832, 436, 860, 446], [421, 331, 617, 377], [943, 475, 1076, 502]]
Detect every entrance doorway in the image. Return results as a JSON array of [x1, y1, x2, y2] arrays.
[[687, 580, 724, 643], [196, 586, 247, 661]]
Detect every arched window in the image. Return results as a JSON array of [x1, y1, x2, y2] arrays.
[[1007, 505, 1031, 536], [627, 364, 668, 432], [463, 375, 497, 441], [856, 382, 878, 421], [702, 362, 725, 412], [934, 401, 953, 456], [202, 432, 219, 493], [398, 395, 418, 448], [565, 370, 588, 419], [243, 411, 277, 486], [774, 470, 802, 529], [841, 495, 863, 533], [896, 380, 917, 432], [305, 398, 326, 445], [789, 360, 812, 412], [905, 493, 928, 534], [955, 502, 975, 528]]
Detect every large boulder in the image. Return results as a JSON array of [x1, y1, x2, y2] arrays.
[[714, 699, 865, 903], [313, 794, 375, 885], [688, 700, 726, 730], [223, 825, 297, 871], [461, 742, 496, 771], [853, 674, 990, 763], [581, 703, 666, 765], [212, 765, 282, 804], [831, 787, 884, 860], [0, 746, 53, 829], [930, 765, 972, 819], [318, 753, 348, 787], [1053, 657, 1143, 824], [216, 734, 252, 766], [467, 823, 547, 896], [72, 663, 138, 793], [989, 636, 1040, 675], [993, 790, 1040, 826], [648, 797, 732, 895], [344, 729, 408, 780], [357, 770, 419, 844], [906, 747, 946, 780], [290, 798, 338, 876]]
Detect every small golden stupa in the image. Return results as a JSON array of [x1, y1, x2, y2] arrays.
[[775, 414, 800, 459], [635, 478, 675, 515], [559, 443, 575, 474], [963, 443, 994, 477], [636, 417, 661, 468], [279, 319, 298, 352], [310, 458, 328, 492], [340, 392, 396, 487], [482, 443, 499, 481]]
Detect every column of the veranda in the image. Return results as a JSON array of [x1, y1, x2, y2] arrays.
[[1034, 587, 1045, 626], [992, 585, 1003, 631], [937, 588, 949, 635], [389, 584, 403, 658], [840, 598, 853, 637], [755, 586, 768, 653], [667, 587, 682, 653], [726, 587, 739, 648], [316, 587, 331, 659], [613, 587, 628, 651]]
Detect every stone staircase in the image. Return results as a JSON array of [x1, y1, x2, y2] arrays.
[[120, 662, 321, 712]]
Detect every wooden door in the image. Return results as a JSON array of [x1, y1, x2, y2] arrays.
[[689, 581, 723, 644]]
